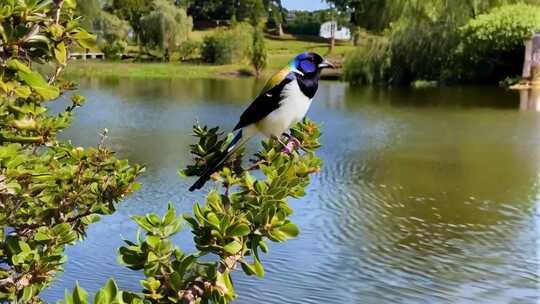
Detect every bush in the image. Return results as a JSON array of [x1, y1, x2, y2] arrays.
[[60, 120, 323, 304], [201, 23, 253, 64], [461, 4, 540, 56], [459, 4, 540, 82], [0, 1, 143, 302], [102, 40, 128, 60], [251, 27, 267, 78], [138, 0, 193, 61], [284, 14, 321, 36], [177, 40, 201, 61], [2, 2, 323, 303], [343, 37, 393, 85], [343, 1, 536, 85], [94, 12, 131, 60]]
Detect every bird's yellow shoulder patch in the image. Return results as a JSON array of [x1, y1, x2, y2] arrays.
[[262, 66, 291, 93]]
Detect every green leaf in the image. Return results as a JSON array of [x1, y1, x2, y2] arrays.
[[226, 223, 250, 237], [253, 257, 265, 278], [55, 42, 67, 65], [22, 285, 34, 302], [279, 222, 299, 238], [131, 215, 153, 232], [206, 212, 220, 228], [146, 235, 160, 249], [93, 279, 119, 304], [72, 31, 97, 50], [18, 69, 59, 100], [223, 240, 242, 255], [162, 203, 176, 225], [6, 59, 31, 74], [73, 282, 88, 304], [146, 213, 161, 226]]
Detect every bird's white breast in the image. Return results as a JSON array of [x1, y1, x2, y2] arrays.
[[256, 80, 312, 137]]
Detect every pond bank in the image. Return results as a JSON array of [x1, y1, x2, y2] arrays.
[[65, 60, 343, 80]]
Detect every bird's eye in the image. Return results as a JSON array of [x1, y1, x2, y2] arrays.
[[300, 61, 316, 73]]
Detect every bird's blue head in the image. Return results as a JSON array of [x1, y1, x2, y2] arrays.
[[289, 52, 334, 78]]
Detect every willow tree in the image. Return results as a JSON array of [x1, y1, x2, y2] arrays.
[[138, 0, 193, 61], [339, 0, 532, 84]]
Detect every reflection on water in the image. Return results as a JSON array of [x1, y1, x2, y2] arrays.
[[520, 89, 540, 111], [43, 78, 539, 304]]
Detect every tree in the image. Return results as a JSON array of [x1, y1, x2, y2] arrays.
[[264, 0, 285, 36], [94, 12, 132, 59], [237, 0, 266, 26], [76, 0, 102, 30], [138, 0, 193, 61], [103, 0, 153, 37], [251, 26, 268, 78], [0, 1, 143, 302], [185, 0, 236, 21]]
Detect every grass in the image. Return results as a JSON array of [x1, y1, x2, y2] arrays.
[[65, 30, 355, 80]]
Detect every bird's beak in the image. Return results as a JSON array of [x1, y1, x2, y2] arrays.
[[318, 59, 335, 69]]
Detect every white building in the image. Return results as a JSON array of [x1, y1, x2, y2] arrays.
[[319, 21, 351, 40]]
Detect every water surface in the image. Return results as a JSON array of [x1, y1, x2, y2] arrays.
[[42, 78, 540, 303]]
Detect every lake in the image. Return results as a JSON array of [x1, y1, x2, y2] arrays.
[[42, 78, 539, 303]]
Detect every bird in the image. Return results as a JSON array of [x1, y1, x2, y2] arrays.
[[189, 52, 334, 192]]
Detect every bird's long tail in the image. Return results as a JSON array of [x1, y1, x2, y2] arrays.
[[189, 129, 250, 192]]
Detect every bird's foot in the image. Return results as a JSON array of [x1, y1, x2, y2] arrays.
[[281, 137, 301, 154], [272, 135, 288, 147]]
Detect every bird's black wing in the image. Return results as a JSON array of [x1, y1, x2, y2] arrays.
[[233, 75, 294, 131]]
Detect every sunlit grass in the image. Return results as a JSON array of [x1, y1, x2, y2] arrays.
[[65, 32, 354, 79]]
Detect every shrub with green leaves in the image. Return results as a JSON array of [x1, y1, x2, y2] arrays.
[[0, 0, 143, 302], [343, 36, 393, 85], [1, 1, 323, 303], [94, 11, 131, 60], [459, 3, 540, 82], [251, 27, 267, 78], [201, 23, 253, 65], [138, 0, 193, 62], [60, 119, 323, 304]]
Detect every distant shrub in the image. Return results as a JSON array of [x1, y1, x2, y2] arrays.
[[102, 40, 128, 60], [285, 17, 321, 36], [138, 0, 193, 61], [459, 4, 540, 81], [201, 23, 253, 64], [94, 12, 131, 60], [251, 26, 267, 78], [461, 4, 540, 57], [177, 40, 201, 61], [343, 37, 393, 85]]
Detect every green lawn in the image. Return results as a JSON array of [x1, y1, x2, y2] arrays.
[[65, 31, 354, 80]]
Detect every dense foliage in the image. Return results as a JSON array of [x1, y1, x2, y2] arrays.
[[138, 0, 193, 61], [284, 9, 348, 36], [60, 120, 322, 304], [460, 3, 540, 82], [342, 0, 540, 85], [343, 36, 392, 84], [251, 27, 268, 78], [201, 23, 254, 64], [94, 11, 131, 60], [0, 0, 143, 302], [1, 2, 323, 303]]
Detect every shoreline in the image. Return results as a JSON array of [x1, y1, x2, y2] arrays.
[[65, 60, 344, 81]]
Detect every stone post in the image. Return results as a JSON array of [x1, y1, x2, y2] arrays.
[[531, 34, 540, 86]]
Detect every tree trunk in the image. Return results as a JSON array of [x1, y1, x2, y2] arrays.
[[277, 22, 283, 36], [328, 22, 335, 53]]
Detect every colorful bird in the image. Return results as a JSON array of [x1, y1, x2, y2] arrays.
[[189, 52, 334, 191]]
